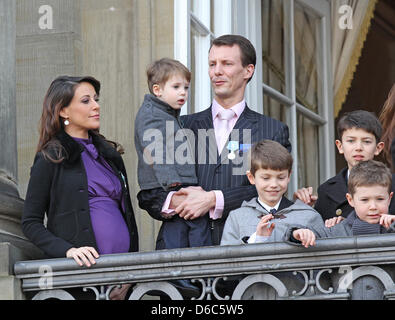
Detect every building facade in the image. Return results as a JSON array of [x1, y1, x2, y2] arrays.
[[0, 0, 394, 299]]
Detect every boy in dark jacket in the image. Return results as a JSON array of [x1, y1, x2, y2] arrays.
[[294, 110, 395, 224], [287, 160, 395, 247]]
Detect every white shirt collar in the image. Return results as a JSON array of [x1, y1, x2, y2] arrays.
[[257, 197, 281, 213], [211, 99, 246, 119]]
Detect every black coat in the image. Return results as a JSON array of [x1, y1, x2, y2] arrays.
[[22, 130, 139, 258], [314, 167, 395, 221]]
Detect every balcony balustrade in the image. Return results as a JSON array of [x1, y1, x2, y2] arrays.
[[13, 234, 395, 300]]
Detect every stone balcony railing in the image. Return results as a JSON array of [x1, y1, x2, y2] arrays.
[[13, 233, 395, 300]]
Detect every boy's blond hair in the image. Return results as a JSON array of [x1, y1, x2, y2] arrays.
[[250, 140, 293, 176], [146, 58, 191, 95], [348, 160, 392, 195]]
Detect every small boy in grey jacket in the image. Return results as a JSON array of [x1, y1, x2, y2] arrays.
[[220, 140, 325, 246], [134, 58, 211, 256], [287, 160, 395, 248]]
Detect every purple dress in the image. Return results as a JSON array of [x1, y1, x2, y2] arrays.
[[73, 137, 130, 254]]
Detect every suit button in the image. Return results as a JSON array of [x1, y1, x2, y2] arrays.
[[336, 209, 342, 216]]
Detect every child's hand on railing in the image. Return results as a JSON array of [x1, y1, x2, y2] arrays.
[[292, 229, 316, 248]]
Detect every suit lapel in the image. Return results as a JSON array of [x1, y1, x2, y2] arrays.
[[199, 107, 217, 165], [200, 106, 214, 130]]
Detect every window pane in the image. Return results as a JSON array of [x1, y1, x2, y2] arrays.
[[261, 0, 285, 95], [191, 0, 196, 14], [190, 26, 199, 113], [294, 1, 323, 113], [210, 0, 215, 32], [297, 113, 320, 191], [191, 0, 212, 28], [263, 96, 288, 129]]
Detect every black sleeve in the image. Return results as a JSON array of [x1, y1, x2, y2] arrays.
[[22, 153, 74, 258], [314, 184, 328, 219], [282, 227, 304, 246], [137, 188, 175, 221], [272, 122, 292, 153]]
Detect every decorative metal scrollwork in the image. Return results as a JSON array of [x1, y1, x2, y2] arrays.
[[291, 269, 333, 296], [191, 277, 230, 300], [83, 285, 122, 300]]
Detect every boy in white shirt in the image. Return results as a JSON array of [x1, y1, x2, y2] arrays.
[[220, 140, 324, 246]]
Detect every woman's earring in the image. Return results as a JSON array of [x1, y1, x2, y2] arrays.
[[64, 119, 70, 126]]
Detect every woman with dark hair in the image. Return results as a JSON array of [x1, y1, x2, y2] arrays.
[[22, 76, 138, 299], [379, 84, 395, 172]]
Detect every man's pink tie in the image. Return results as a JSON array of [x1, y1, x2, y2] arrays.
[[216, 108, 235, 153]]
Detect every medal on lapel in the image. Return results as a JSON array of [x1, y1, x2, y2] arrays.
[[227, 141, 239, 160]]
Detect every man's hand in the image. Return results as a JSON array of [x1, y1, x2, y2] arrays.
[[293, 187, 317, 207], [256, 214, 275, 237], [169, 186, 204, 209], [174, 187, 216, 220], [325, 216, 344, 227], [292, 229, 316, 248], [380, 214, 395, 229]]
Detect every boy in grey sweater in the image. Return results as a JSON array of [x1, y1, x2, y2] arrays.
[[221, 140, 325, 246], [287, 160, 395, 247]]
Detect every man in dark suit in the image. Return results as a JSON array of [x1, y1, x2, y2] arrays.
[[167, 34, 292, 245]]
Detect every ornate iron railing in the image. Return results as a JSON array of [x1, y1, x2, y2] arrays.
[[13, 234, 395, 300]]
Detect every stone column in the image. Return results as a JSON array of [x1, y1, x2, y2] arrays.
[[0, 0, 22, 244], [0, 0, 17, 193], [0, 0, 81, 299], [0, 0, 43, 300], [80, 0, 174, 252], [16, 0, 82, 198]]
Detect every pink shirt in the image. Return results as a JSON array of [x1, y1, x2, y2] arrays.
[[212, 99, 245, 154], [162, 99, 246, 219]]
